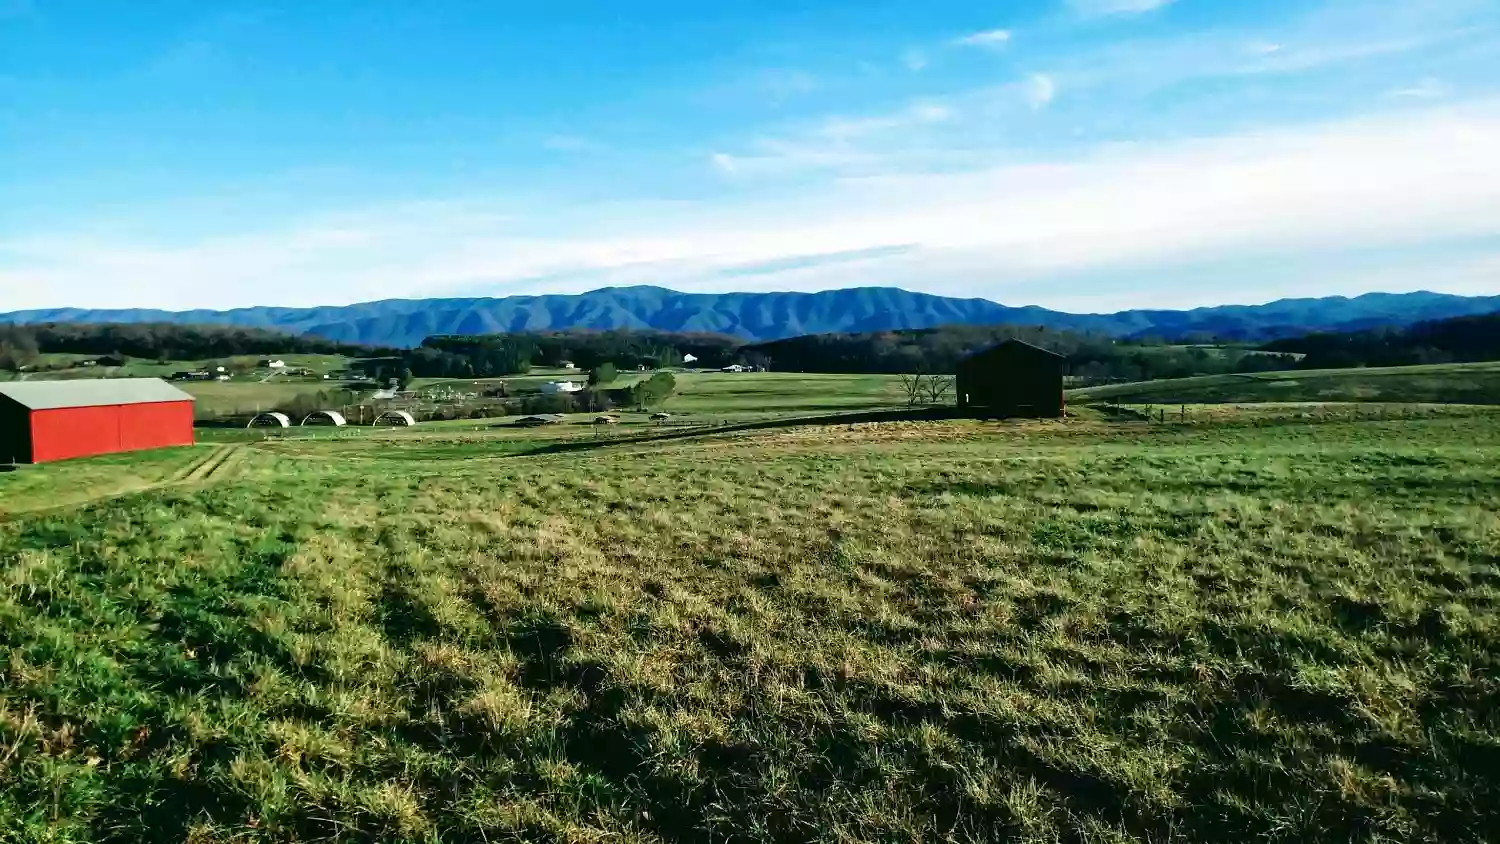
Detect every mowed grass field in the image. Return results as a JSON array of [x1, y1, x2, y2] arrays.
[[1, 409, 1498, 842], [1069, 361, 1500, 405]]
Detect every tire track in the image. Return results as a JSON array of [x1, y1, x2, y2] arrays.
[[169, 445, 230, 483], [2, 444, 255, 522], [181, 445, 240, 483]]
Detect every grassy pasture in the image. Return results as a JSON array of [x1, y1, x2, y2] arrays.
[[1, 409, 1498, 842], [665, 372, 905, 416], [0, 448, 204, 516], [1069, 361, 1500, 405]]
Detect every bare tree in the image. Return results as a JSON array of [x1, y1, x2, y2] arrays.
[[924, 374, 955, 406], [898, 372, 926, 407]]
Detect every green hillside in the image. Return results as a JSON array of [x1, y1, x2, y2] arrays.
[[1069, 361, 1500, 405]]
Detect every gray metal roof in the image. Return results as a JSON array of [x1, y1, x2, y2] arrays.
[[0, 378, 195, 411]]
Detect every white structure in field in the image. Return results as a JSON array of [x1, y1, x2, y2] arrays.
[[267, 360, 287, 370], [248, 412, 292, 429], [683, 354, 698, 364], [375, 410, 418, 427], [540, 381, 584, 394]]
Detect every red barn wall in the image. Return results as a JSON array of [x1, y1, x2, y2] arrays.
[[119, 401, 196, 452], [27, 401, 195, 463]]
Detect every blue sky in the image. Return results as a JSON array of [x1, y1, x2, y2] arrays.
[[2, 0, 1498, 312]]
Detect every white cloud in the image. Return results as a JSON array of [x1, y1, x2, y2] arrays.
[[1024, 74, 1057, 109], [1391, 77, 1450, 99], [709, 152, 739, 174], [7, 104, 1500, 311], [953, 29, 1012, 48], [1068, 0, 1177, 17], [902, 49, 928, 71]]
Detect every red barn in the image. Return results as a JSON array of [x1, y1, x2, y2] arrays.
[[0, 378, 196, 464]]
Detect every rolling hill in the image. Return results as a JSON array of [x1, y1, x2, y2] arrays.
[[1068, 361, 1500, 406], [3, 286, 1499, 347]]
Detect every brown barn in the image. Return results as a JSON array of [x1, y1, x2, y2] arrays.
[[956, 340, 1065, 418]]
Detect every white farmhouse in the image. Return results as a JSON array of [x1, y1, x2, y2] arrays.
[[540, 381, 585, 394]]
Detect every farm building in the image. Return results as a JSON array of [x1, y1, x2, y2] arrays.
[[956, 340, 1066, 418], [301, 410, 348, 427], [247, 412, 291, 429], [374, 411, 417, 427], [0, 378, 195, 464], [540, 381, 584, 395]]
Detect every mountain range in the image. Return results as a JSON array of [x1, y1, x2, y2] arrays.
[[3, 286, 1498, 347]]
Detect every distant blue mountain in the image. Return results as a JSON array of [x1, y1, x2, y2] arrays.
[[3, 286, 1497, 346]]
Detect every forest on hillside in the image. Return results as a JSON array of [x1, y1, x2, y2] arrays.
[[0, 322, 379, 371], [741, 325, 1301, 382], [1264, 312, 1500, 369]]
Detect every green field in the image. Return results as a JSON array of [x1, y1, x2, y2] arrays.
[[665, 372, 904, 415], [1069, 361, 1500, 405], [413, 371, 906, 414], [2, 403, 1498, 842]]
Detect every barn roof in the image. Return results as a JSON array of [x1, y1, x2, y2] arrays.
[[0, 378, 195, 411], [963, 339, 1065, 360]]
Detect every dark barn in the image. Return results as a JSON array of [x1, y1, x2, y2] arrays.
[[956, 339, 1066, 418]]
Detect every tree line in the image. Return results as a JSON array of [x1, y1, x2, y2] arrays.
[[1263, 313, 1500, 369], [0, 322, 380, 371], [741, 325, 1302, 384]]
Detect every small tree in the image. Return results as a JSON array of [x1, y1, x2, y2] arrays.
[[898, 372, 926, 407], [588, 363, 618, 386], [924, 374, 955, 405], [631, 371, 677, 409]]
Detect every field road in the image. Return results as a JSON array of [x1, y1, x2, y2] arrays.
[[0, 444, 253, 521]]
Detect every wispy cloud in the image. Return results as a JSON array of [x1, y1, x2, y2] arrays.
[[902, 49, 928, 71], [8, 104, 1500, 310], [953, 29, 1012, 48], [1391, 77, 1450, 99], [1023, 74, 1057, 109], [1068, 0, 1177, 17]]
